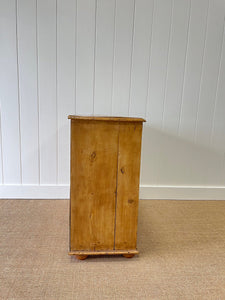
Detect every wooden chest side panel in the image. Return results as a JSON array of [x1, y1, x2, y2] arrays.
[[70, 120, 118, 251], [115, 122, 143, 250]]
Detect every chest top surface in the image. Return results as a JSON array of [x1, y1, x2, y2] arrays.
[[68, 115, 146, 123]]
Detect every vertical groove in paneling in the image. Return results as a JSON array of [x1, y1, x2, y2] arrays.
[[177, 0, 192, 135], [57, 0, 76, 184], [146, 0, 174, 127], [112, 0, 135, 116], [129, 0, 154, 118], [74, 0, 77, 114], [167, 0, 192, 133], [37, 0, 57, 184], [178, 0, 209, 143], [161, 0, 174, 130], [36, 0, 41, 185], [128, 0, 136, 116], [145, 0, 155, 121], [17, 0, 39, 184], [56, 0, 58, 184], [161, 0, 192, 135], [195, 0, 225, 149], [15, 0, 22, 184], [194, 0, 210, 143], [76, 0, 96, 115], [142, 0, 174, 186], [36, 0, 40, 185], [156, 0, 193, 184], [110, 0, 117, 116], [210, 17, 225, 146], [210, 21, 225, 152], [92, 0, 97, 114], [94, 0, 116, 115]]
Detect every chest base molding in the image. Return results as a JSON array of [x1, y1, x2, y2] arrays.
[[68, 249, 139, 256]]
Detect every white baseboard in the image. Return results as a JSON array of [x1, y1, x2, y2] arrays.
[[140, 185, 225, 200], [0, 184, 70, 199], [0, 184, 225, 200]]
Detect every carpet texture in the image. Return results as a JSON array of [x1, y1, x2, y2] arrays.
[[1, 199, 225, 299]]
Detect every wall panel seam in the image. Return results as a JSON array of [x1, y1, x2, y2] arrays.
[[36, 0, 40, 185], [74, 0, 77, 114], [161, 0, 174, 130], [177, 0, 192, 136], [209, 16, 225, 146], [93, 0, 97, 115], [194, 0, 210, 143], [15, 0, 22, 184], [145, 0, 155, 121], [110, 0, 117, 115], [128, 0, 136, 116], [56, 0, 58, 184]]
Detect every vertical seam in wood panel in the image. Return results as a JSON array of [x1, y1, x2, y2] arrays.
[[113, 123, 120, 250], [56, 0, 58, 184], [145, 0, 155, 121], [161, 0, 174, 130], [194, 0, 210, 143], [36, 0, 41, 185], [209, 16, 225, 146], [93, 0, 97, 115], [128, 0, 136, 116], [111, 0, 117, 116], [0, 106, 4, 184], [74, 0, 77, 114], [15, 0, 22, 184], [177, 0, 192, 136]]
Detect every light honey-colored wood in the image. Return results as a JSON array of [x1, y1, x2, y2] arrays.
[[123, 254, 135, 258], [75, 255, 88, 260], [70, 120, 118, 251], [69, 249, 139, 256], [69, 116, 145, 259], [115, 122, 143, 250], [68, 115, 145, 122]]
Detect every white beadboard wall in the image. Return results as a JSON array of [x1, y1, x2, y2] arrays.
[[1, 0, 225, 200]]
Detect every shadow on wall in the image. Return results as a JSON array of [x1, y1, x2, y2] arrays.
[[140, 125, 225, 187]]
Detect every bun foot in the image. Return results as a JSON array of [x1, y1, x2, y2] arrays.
[[123, 254, 135, 258], [75, 255, 88, 260]]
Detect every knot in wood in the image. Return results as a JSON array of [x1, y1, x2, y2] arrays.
[[120, 167, 125, 174], [90, 151, 96, 162]]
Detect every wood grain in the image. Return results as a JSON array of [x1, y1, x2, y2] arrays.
[[115, 122, 143, 250], [70, 120, 118, 251], [69, 249, 139, 256], [70, 117, 144, 256], [68, 115, 146, 122]]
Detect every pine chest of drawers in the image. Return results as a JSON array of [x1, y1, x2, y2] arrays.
[[68, 116, 145, 259]]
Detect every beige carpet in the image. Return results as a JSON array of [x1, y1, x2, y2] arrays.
[[1, 199, 225, 300]]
